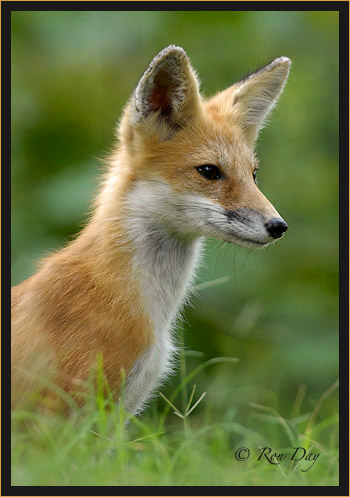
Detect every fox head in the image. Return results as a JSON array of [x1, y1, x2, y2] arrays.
[[119, 45, 291, 248]]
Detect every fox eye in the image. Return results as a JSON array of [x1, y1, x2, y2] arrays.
[[197, 165, 221, 180], [253, 169, 258, 185]]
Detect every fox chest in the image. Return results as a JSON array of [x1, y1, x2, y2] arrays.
[[123, 237, 202, 414], [124, 331, 175, 414], [123, 274, 187, 414]]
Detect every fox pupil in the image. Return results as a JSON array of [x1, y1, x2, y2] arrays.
[[197, 165, 221, 180]]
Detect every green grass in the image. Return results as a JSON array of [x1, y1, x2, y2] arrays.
[[11, 347, 339, 487]]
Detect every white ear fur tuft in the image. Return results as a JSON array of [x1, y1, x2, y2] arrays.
[[232, 56, 291, 145], [130, 45, 201, 136]]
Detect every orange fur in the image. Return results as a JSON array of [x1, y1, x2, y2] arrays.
[[12, 46, 290, 412], [12, 162, 153, 409]]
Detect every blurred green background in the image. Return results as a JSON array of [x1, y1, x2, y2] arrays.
[[11, 9, 339, 476]]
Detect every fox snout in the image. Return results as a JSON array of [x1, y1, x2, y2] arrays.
[[222, 207, 287, 247]]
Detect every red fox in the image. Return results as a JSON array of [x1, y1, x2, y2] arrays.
[[11, 46, 290, 414]]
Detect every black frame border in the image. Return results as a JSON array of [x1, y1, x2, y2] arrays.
[[2, 2, 349, 496]]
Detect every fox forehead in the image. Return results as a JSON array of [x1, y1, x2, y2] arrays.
[[134, 102, 255, 173], [136, 114, 255, 177]]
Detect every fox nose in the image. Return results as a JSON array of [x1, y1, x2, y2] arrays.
[[265, 218, 288, 239]]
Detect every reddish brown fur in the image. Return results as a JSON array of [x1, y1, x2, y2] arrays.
[[12, 47, 289, 411], [12, 163, 153, 409]]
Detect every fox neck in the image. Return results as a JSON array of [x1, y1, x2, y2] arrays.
[[92, 165, 203, 336], [124, 180, 203, 336]]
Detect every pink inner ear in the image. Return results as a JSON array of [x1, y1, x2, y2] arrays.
[[148, 85, 172, 117]]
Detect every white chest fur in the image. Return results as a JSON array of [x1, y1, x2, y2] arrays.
[[123, 180, 202, 414]]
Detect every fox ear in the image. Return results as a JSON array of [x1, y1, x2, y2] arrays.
[[231, 57, 291, 146], [129, 45, 201, 140]]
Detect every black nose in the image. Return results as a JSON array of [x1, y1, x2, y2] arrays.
[[265, 218, 288, 239]]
